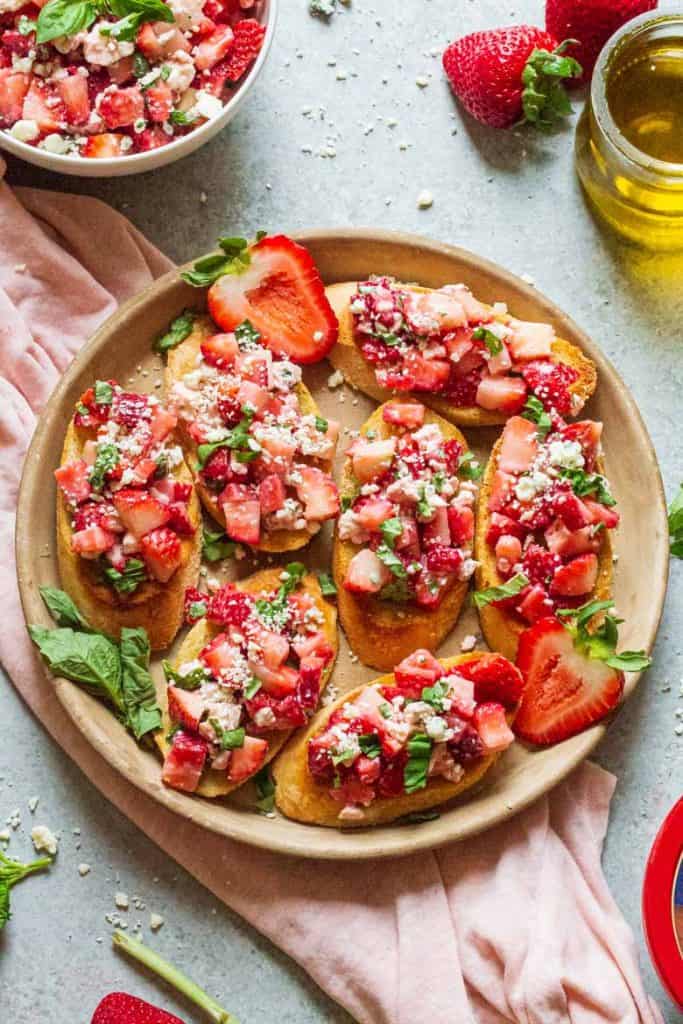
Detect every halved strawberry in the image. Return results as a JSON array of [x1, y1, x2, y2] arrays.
[[207, 235, 338, 364], [474, 702, 515, 752], [220, 482, 261, 545], [168, 686, 205, 732], [57, 74, 90, 126], [515, 617, 624, 745], [139, 526, 182, 582], [456, 653, 524, 708], [113, 489, 170, 538], [549, 552, 598, 597], [476, 375, 527, 413], [227, 735, 268, 782], [296, 466, 339, 521], [162, 731, 208, 792], [82, 133, 126, 159], [55, 460, 92, 504], [91, 992, 185, 1024], [219, 17, 265, 82], [201, 332, 238, 367], [343, 548, 391, 594], [382, 401, 425, 429], [498, 416, 539, 474]]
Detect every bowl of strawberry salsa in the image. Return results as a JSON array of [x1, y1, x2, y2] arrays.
[[0, 0, 275, 175]]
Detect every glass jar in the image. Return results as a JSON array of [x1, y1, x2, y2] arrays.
[[575, 10, 683, 250]]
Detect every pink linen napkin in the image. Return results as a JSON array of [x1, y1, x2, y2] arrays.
[[0, 160, 664, 1024]]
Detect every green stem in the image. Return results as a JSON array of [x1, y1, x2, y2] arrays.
[[112, 930, 238, 1024]]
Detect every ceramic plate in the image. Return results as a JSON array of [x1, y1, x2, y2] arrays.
[[16, 229, 669, 859]]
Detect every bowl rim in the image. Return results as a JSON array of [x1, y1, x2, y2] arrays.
[[15, 227, 670, 859], [0, 0, 277, 176]]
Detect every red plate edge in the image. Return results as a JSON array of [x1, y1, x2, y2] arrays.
[[642, 798, 683, 1010]]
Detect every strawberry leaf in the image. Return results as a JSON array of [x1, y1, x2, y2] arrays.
[[557, 599, 651, 672], [521, 45, 583, 130]]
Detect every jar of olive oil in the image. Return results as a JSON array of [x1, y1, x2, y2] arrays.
[[575, 10, 683, 250]]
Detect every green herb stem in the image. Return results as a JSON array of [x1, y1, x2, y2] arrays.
[[112, 931, 238, 1024]]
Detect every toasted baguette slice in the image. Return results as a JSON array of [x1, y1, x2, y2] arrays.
[[333, 401, 472, 671], [473, 435, 613, 662], [326, 281, 597, 428], [56, 421, 201, 651], [166, 316, 335, 553], [273, 652, 515, 827], [154, 569, 338, 798]]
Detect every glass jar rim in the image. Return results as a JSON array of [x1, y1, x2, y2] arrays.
[[591, 9, 683, 180]]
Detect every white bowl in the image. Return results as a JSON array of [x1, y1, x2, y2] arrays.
[[0, 0, 277, 178]]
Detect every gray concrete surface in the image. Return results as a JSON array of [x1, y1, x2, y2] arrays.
[[1, 1, 682, 1021]]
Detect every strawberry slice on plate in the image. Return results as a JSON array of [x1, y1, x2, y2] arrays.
[[515, 616, 624, 745], [188, 234, 338, 364]]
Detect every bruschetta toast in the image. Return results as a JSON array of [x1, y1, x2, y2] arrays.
[[273, 648, 522, 827], [156, 566, 338, 797], [55, 381, 201, 650], [474, 416, 617, 661], [165, 315, 340, 553], [332, 399, 479, 671], [326, 279, 596, 428]]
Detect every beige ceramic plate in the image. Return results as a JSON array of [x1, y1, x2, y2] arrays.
[[16, 229, 668, 859]]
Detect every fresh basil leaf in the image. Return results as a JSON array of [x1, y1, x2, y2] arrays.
[[318, 572, 337, 597], [29, 625, 124, 711], [244, 675, 261, 699], [89, 442, 120, 491], [522, 394, 552, 439], [358, 733, 381, 759], [404, 732, 432, 794], [473, 573, 529, 608], [119, 627, 161, 740], [94, 380, 114, 406], [36, 0, 98, 44], [154, 309, 195, 353], [376, 542, 407, 579], [473, 325, 503, 356], [253, 766, 276, 813], [378, 578, 410, 603], [39, 586, 87, 629], [202, 526, 236, 563], [380, 517, 403, 549], [104, 558, 147, 595], [162, 660, 209, 690], [458, 451, 483, 481], [100, 12, 142, 40], [234, 320, 261, 347], [108, 0, 173, 22], [210, 721, 245, 750]]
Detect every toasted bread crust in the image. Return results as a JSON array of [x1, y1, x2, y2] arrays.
[[326, 281, 597, 428], [165, 316, 335, 553], [473, 433, 613, 662], [56, 421, 201, 651], [333, 401, 471, 671], [154, 569, 338, 798], [273, 652, 515, 827]]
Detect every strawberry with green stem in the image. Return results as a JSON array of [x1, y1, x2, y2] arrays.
[[442, 25, 583, 130], [0, 848, 53, 930]]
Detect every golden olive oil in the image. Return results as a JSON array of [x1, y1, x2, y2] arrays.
[[606, 34, 683, 164]]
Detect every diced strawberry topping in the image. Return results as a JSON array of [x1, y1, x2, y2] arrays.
[[72, 501, 121, 534], [258, 473, 286, 514], [99, 86, 144, 129], [201, 332, 239, 368], [113, 489, 170, 538], [139, 526, 182, 582], [498, 416, 539, 473], [517, 583, 554, 624], [549, 552, 598, 597], [521, 543, 562, 587], [162, 731, 208, 792], [82, 133, 126, 159], [343, 548, 391, 594], [201, 447, 233, 487], [220, 482, 261, 545], [296, 465, 340, 521], [521, 360, 579, 416], [426, 544, 463, 573], [207, 584, 254, 626], [195, 23, 234, 70], [55, 460, 92, 505], [447, 504, 474, 546], [394, 648, 443, 691], [456, 654, 524, 708], [0, 70, 29, 127], [474, 702, 514, 753], [71, 524, 116, 557], [57, 73, 90, 126], [227, 735, 268, 783], [475, 375, 528, 414], [184, 586, 207, 624], [22, 79, 63, 131], [168, 686, 205, 732], [112, 391, 151, 428], [145, 79, 173, 122], [382, 401, 425, 429]]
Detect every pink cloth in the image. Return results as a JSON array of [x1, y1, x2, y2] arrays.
[[0, 161, 664, 1024]]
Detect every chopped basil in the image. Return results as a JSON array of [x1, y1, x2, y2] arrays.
[[181, 237, 251, 288], [314, 416, 328, 433], [556, 599, 651, 671], [458, 451, 483, 481], [162, 660, 208, 691], [244, 676, 261, 699], [154, 453, 169, 479], [473, 325, 503, 356], [235, 320, 261, 347], [154, 309, 195, 353], [668, 483, 683, 558], [254, 562, 305, 628], [104, 558, 146, 595], [17, 14, 36, 33], [196, 410, 257, 468], [170, 109, 197, 126], [133, 52, 150, 78], [318, 572, 337, 597], [559, 468, 616, 507], [432, 471, 445, 493], [253, 766, 276, 814], [522, 394, 552, 439], [358, 733, 381, 759], [211, 722, 245, 750], [187, 599, 207, 621], [376, 542, 407, 579], [331, 746, 357, 767], [89, 442, 120, 491], [420, 681, 449, 711], [378, 578, 411, 603], [404, 733, 432, 794], [473, 572, 529, 608], [380, 517, 403, 549], [379, 701, 392, 719], [94, 380, 114, 405], [202, 526, 237, 563]]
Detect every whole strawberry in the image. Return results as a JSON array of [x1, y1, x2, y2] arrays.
[[91, 992, 185, 1024], [546, 0, 658, 81], [442, 25, 582, 129]]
